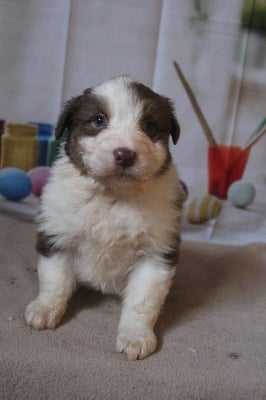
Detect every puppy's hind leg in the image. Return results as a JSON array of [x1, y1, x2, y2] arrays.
[[116, 259, 175, 360], [25, 253, 76, 330]]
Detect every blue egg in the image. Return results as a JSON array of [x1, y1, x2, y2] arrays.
[[228, 180, 256, 209], [0, 167, 33, 201]]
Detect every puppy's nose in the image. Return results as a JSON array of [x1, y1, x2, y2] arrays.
[[113, 147, 136, 168]]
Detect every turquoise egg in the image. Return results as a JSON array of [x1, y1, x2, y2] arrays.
[[228, 180, 256, 208], [0, 167, 33, 201]]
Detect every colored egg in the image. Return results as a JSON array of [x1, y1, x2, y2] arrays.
[[186, 194, 222, 223], [228, 180, 255, 208], [0, 167, 33, 201], [27, 166, 51, 197]]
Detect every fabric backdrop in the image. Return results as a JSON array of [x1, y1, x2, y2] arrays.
[[0, 0, 265, 243]]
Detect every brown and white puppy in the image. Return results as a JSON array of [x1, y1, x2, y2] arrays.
[[25, 76, 183, 360]]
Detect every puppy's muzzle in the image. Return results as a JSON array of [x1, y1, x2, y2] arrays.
[[113, 147, 137, 169]]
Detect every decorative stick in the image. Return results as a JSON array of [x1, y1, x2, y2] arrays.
[[244, 115, 266, 147], [173, 61, 217, 146], [245, 127, 266, 150]]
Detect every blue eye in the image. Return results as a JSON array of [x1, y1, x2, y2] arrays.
[[91, 113, 107, 128]]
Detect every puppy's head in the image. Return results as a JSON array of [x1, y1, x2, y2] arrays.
[[56, 76, 179, 183]]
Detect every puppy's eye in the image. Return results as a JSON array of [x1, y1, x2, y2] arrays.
[[91, 113, 107, 129], [143, 120, 155, 134], [141, 119, 162, 141]]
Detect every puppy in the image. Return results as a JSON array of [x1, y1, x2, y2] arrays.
[[25, 76, 183, 360]]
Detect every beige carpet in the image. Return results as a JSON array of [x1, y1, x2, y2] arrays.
[[1, 220, 265, 400]]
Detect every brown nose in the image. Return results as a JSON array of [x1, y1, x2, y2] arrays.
[[113, 147, 137, 168]]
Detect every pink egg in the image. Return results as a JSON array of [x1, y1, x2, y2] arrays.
[[27, 166, 51, 197]]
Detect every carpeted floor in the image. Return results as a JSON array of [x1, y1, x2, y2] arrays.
[[1, 220, 266, 400]]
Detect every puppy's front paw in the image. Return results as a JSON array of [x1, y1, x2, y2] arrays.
[[116, 329, 157, 360], [25, 299, 65, 330]]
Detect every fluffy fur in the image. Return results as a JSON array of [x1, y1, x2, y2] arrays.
[[25, 76, 183, 360]]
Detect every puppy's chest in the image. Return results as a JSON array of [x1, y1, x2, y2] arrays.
[[79, 196, 146, 245], [74, 197, 148, 291], [73, 196, 152, 274]]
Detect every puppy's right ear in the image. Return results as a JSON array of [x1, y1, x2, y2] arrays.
[[55, 97, 77, 140], [55, 95, 82, 140], [55, 88, 92, 140]]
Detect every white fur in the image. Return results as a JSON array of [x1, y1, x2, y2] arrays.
[[25, 76, 182, 360]]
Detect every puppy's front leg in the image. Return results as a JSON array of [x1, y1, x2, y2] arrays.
[[116, 259, 175, 360], [25, 253, 76, 330]]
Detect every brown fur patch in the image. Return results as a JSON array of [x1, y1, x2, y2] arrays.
[[56, 90, 109, 175], [36, 231, 58, 257], [131, 81, 180, 145]]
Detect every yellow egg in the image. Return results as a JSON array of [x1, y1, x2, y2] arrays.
[[186, 195, 222, 223]]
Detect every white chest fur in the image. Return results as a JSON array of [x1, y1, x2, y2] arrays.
[[39, 158, 180, 293]]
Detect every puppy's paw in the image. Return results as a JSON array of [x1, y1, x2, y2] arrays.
[[25, 299, 65, 330], [116, 329, 157, 360]]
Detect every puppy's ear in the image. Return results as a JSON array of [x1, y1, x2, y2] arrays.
[[55, 96, 81, 140], [56, 88, 92, 140], [164, 97, 180, 145], [55, 97, 77, 140], [170, 115, 180, 145]]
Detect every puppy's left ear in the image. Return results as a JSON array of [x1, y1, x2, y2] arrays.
[[164, 97, 180, 145], [170, 115, 180, 145]]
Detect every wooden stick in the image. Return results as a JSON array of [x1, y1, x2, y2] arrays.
[[245, 127, 266, 150], [173, 61, 217, 146], [244, 116, 266, 147]]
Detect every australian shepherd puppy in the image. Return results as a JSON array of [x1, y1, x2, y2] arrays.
[[25, 76, 183, 360]]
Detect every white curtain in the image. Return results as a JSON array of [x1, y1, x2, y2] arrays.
[[0, 0, 265, 242], [0, 0, 162, 123]]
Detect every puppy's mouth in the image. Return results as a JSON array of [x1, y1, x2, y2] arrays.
[[93, 150, 150, 182], [96, 168, 148, 183], [81, 145, 166, 184]]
